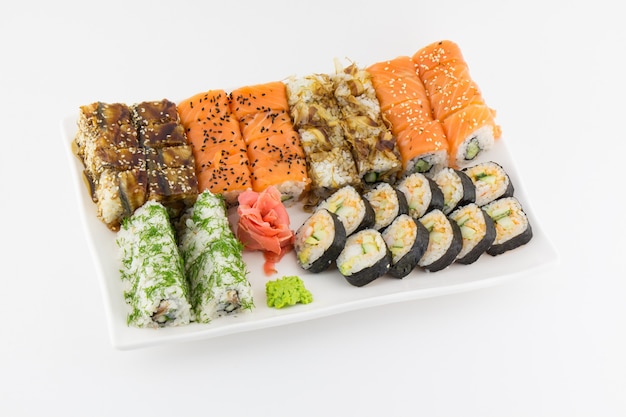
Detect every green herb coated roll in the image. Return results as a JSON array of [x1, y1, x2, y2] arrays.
[[116, 201, 192, 328], [178, 190, 254, 323]]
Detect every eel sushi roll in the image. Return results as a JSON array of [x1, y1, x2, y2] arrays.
[[463, 161, 514, 206], [294, 209, 347, 273], [382, 214, 429, 278], [432, 167, 476, 214], [178, 190, 254, 322], [316, 185, 375, 236], [482, 197, 533, 256], [336, 229, 391, 287], [363, 182, 408, 231], [448, 203, 496, 264], [116, 201, 192, 328], [417, 209, 463, 272], [396, 172, 444, 219]]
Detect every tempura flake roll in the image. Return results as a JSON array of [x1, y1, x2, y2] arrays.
[[448, 203, 496, 264], [294, 208, 347, 273], [116, 201, 192, 328], [482, 197, 533, 256], [382, 214, 429, 278], [285, 74, 360, 200], [418, 209, 463, 272], [178, 190, 254, 323], [332, 63, 402, 184], [463, 161, 514, 206], [337, 229, 391, 287]]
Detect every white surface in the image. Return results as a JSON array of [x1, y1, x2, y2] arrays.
[[2, 1, 625, 416]]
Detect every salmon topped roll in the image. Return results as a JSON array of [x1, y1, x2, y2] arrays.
[[177, 89, 253, 205], [230, 81, 310, 203], [413, 40, 501, 168], [367, 56, 448, 176]]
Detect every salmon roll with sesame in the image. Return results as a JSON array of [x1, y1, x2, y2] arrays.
[[413, 40, 501, 168], [367, 56, 449, 176], [230, 82, 310, 203], [177, 89, 253, 205]]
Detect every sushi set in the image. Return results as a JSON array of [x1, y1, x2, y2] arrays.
[[63, 40, 558, 349]]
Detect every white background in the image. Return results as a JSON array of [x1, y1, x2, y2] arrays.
[[2, 1, 625, 415]]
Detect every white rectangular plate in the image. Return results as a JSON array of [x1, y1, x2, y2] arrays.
[[61, 115, 558, 350]]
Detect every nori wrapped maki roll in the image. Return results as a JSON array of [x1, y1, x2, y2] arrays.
[[336, 229, 391, 287], [382, 214, 429, 278], [363, 182, 409, 231], [432, 167, 476, 214], [294, 209, 347, 273], [463, 161, 514, 206], [417, 209, 463, 272], [316, 185, 375, 236], [116, 201, 192, 328], [448, 203, 496, 264], [396, 172, 444, 219], [178, 190, 254, 323], [482, 197, 533, 256]]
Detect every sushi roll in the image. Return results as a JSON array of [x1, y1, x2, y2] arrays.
[[382, 214, 429, 278], [363, 182, 408, 231], [285, 74, 361, 201], [482, 197, 533, 256], [294, 209, 347, 273], [331, 62, 403, 184], [367, 56, 449, 177], [418, 209, 463, 272], [230, 81, 310, 203], [432, 167, 476, 214], [448, 203, 496, 264], [177, 89, 253, 206], [116, 201, 192, 328], [396, 172, 444, 219], [463, 161, 514, 206], [413, 40, 501, 168], [316, 185, 375, 236], [178, 190, 254, 322], [336, 229, 391, 287]]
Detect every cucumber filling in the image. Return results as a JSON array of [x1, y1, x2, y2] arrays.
[[464, 138, 481, 160], [413, 159, 432, 173]]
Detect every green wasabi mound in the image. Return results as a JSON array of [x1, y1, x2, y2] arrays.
[[266, 276, 313, 309]]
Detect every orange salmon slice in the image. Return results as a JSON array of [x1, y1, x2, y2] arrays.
[[229, 81, 290, 120], [367, 56, 429, 112]]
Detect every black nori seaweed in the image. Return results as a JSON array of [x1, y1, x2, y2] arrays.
[[300, 210, 347, 273], [387, 218, 429, 278], [487, 223, 533, 256], [420, 211, 463, 272], [455, 207, 496, 265], [426, 177, 445, 213], [455, 170, 477, 209], [354, 197, 376, 234]]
